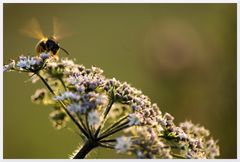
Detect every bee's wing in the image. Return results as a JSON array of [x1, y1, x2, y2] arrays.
[[20, 18, 45, 40], [52, 17, 72, 41]]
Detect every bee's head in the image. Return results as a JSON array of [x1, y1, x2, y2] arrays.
[[48, 36, 70, 56], [44, 37, 59, 55]]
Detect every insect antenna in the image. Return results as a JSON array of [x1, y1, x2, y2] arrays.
[[59, 46, 70, 55]]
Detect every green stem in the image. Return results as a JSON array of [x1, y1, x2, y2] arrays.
[[98, 123, 130, 140], [78, 115, 88, 133], [13, 68, 30, 73], [99, 115, 128, 137], [102, 120, 129, 135], [100, 139, 116, 143], [99, 143, 115, 149], [94, 98, 114, 138], [85, 114, 93, 139], [103, 97, 114, 119], [59, 77, 67, 91]]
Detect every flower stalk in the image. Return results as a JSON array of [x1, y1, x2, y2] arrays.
[[73, 139, 99, 159], [4, 54, 220, 159]]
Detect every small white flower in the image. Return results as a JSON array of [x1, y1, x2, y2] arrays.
[[179, 131, 188, 140], [71, 66, 80, 74], [179, 121, 194, 131], [54, 91, 80, 101], [67, 75, 79, 85], [64, 91, 80, 100], [164, 113, 174, 121], [91, 66, 103, 74], [54, 95, 65, 101], [62, 58, 75, 66], [87, 111, 100, 127], [76, 84, 85, 93], [156, 125, 164, 133], [47, 61, 58, 68], [3, 60, 15, 72], [95, 94, 108, 106], [136, 150, 144, 158], [128, 113, 141, 126], [158, 117, 167, 126], [39, 52, 51, 60], [115, 136, 132, 153], [67, 103, 81, 113], [17, 56, 28, 68], [3, 66, 8, 72], [29, 57, 37, 66]]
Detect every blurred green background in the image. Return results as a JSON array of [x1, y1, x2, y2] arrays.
[[3, 4, 236, 159]]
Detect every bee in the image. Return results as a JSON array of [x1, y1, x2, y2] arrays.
[[20, 17, 70, 57], [35, 36, 69, 55]]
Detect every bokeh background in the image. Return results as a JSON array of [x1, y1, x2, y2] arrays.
[[3, 4, 236, 159]]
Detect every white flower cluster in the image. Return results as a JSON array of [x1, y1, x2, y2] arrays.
[[4, 55, 220, 159], [4, 53, 51, 73], [17, 55, 43, 70]]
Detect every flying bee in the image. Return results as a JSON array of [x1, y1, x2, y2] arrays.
[[36, 36, 69, 56], [20, 17, 71, 57]]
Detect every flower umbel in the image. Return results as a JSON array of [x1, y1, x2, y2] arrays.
[[4, 55, 220, 159]]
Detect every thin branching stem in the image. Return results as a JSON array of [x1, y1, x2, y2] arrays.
[[98, 124, 130, 140], [100, 139, 116, 143], [101, 120, 129, 136], [59, 77, 67, 91], [12, 68, 32, 73], [99, 143, 115, 149], [36, 72, 89, 138], [78, 114, 88, 133], [99, 115, 128, 137], [85, 113, 93, 139], [103, 95, 114, 119], [94, 97, 115, 138]]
